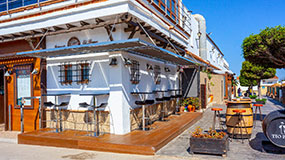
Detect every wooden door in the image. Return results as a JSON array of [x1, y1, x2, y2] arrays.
[[200, 84, 207, 109], [0, 69, 4, 124]]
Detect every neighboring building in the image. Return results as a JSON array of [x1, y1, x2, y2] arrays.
[[0, 0, 232, 134], [236, 76, 279, 97], [261, 76, 278, 95]]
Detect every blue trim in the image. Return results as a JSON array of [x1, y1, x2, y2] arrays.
[[16, 38, 200, 65]]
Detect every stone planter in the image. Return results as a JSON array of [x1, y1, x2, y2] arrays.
[[190, 135, 229, 157]]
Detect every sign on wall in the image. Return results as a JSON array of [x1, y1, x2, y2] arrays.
[[15, 66, 32, 107]]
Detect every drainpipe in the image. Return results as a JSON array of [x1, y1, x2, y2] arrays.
[[193, 14, 207, 61]]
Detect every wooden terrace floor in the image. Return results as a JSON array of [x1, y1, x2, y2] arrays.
[[18, 112, 202, 155]]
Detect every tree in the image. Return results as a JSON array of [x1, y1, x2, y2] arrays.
[[240, 61, 276, 98], [242, 25, 285, 68]]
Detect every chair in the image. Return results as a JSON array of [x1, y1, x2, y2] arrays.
[[253, 103, 263, 127], [211, 108, 223, 130]]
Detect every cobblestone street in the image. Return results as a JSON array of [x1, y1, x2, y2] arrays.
[[157, 97, 285, 160]]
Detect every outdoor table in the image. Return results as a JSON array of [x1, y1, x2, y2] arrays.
[[131, 91, 154, 131], [42, 93, 70, 132], [79, 92, 109, 136]]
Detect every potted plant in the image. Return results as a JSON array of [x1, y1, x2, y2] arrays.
[[190, 97, 200, 111], [255, 98, 267, 104], [190, 127, 229, 157]]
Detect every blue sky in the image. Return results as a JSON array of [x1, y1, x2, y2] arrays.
[[184, 0, 285, 80]]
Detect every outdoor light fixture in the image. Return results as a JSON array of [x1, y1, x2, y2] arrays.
[[146, 64, 153, 70], [124, 58, 132, 66], [165, 67, 171, 72], [4, 70, 11, 77], [32, 68, 39, 75], [109, 57, 118, 66], [197, 32, 202, 37]]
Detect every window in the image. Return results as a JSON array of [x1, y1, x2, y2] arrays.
[[130, 60, 140, 84], [14, 64, 32, 108], [59, 63, 73, 85], [76, 62, 90, 84], [154, 65, 161, 85]]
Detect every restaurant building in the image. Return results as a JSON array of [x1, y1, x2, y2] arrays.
[[0, 0, 232, 135]]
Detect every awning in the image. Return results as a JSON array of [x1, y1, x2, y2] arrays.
[[16, 38, 202, 66]]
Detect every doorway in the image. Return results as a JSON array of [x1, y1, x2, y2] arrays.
[[0, 69, 4, 124]]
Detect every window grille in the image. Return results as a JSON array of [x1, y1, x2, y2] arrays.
[[75, 61, 91, 84], [59, 63, 74, 85], [154, 65, 161, 85], [130, 60, 140, 84]]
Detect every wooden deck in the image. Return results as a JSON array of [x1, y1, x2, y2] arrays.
[[18, 112, 202, 155]]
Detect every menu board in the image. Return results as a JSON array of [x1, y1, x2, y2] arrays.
[[16, 67, 31, 106]]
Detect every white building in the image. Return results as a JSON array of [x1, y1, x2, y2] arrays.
[[0, 0, 232, 134]]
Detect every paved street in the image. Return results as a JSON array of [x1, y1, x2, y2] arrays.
[[0, 97, 284, 160], [157, 97, 285, 160]]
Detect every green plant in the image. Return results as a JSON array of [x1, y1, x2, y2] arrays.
[[249, 95, 257, 99], [256, 98, 267, 104]]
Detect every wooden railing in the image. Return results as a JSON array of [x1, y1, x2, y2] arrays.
[[0, 0, 69, 16]]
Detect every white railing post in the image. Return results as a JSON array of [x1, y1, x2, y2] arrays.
[[6, 0, 8, 14]]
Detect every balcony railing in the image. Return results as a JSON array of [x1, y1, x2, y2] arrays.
[[145, 0, 192, 35], [0, 0, 71, 14]]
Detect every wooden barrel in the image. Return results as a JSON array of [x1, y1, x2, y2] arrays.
[[226, 101, 253, 138], [262, 110, 285, 148]]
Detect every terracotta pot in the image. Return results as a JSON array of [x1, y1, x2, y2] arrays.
[[180, 106, 185, 112], [188, 105, 194, 112]]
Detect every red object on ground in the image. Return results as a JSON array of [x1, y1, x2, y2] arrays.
[[211, 108, 223, 111], [233, 109, 246, 113], [253, 104, 263, 107]]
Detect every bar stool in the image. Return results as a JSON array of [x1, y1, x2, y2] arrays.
[[232, 109, 248, 143], [43, 102, 55, 129], [253, 103, 263, 127], [211, 108, 223, 130], [79, 102, 92, 133], [135, 100, 148, 130], [144, 100, 155, 127], [155, 98, 165, 121], [55, 102, 69, 132], [91, 103, 108, 136], [163, 96, 171, 119]]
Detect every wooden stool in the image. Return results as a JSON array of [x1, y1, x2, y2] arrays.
[[232, 109, 248, 143], [211, 108, 223, 130], [253, 104, 263, 127]]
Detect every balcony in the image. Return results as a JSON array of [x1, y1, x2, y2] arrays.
[[0, 0, 68, 15]]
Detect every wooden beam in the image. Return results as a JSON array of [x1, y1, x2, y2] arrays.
[[80, 21, 90, 26], [105, 25, 114, 41], [95, 18, 105, 25], [128, 26, 140, 39], [53, 26, 64, 32], [19, 32, 31, 36], [66, 24, 76, 30]]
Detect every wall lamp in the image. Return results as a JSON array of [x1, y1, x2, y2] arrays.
[[109, 58, 118, 66], [124, 58, 132, 66], [146, 64, 153, 70], [32, 68, 39, 75], [197, 32, 202, 37], [4, 70, 12, 77]]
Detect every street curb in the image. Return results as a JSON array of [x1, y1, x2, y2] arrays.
[[0, 138, 17, 144]]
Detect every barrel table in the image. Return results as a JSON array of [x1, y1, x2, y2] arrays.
[[262, 110, 285, 148], [226, 101, 253, 139]]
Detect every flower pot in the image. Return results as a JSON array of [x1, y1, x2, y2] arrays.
[[190, 135, 229, 157], [180, 106, 185, 112]]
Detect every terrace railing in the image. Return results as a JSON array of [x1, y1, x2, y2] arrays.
[[0, 0, 69, 15]]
